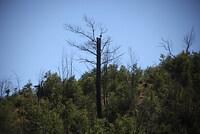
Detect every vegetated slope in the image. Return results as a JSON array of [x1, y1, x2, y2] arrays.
[[0, 51, 200, 133]]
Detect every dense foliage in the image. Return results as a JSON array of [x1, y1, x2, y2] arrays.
[[1, 51, 200, 133]]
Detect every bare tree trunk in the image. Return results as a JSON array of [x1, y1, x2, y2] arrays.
[[96, 37, 102, 118]]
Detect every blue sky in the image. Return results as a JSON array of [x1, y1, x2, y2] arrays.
[[0, 0, 200, 88]]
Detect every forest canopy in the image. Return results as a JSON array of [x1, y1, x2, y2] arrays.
[[1, 49, 200, 133]]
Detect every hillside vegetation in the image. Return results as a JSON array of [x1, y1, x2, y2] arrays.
[[1, 50, 200, 133]]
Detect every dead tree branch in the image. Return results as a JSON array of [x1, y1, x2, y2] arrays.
[[160, 38, 175, 57], [66, 40, 97, 56], [65, 16, 122, 67], [184, 27, 196, 53]]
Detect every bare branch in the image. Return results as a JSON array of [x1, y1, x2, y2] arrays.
[[160, 38, 174, 57], [84, 41, 96, 52], [99, 23, 108, 37], [12, 71, 21, 90], [101, 41, 123, 66], [102, 53, 124, 65], [70, 52, 74, 77], [65, 24, 96, 42], [184, 27, 195, 53], [83, 15, 96, 41], [128, 47, 137, 66], [58, 48, 70, 80], [84, 62, 92, 71], [66, 40, 97, 56], [58, 67, 61, 79], [101, 37, 111, 53], [37, 69, 46, 84], [73, 66, 82, 76], [78, 58, 96, 65], [102, 45, 121, 56], [65, 16, 122, 67]]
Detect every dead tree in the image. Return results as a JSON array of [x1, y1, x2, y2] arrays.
[[58, 48, 72, 81], [183, 27, 195, 54], [65, 16, 122, 118], [160, 38, 175, 57]]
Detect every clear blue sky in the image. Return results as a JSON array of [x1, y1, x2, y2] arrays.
[[0, 0, 200, 88]]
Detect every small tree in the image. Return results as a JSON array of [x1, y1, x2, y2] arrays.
[[65, 16, 122, 118]]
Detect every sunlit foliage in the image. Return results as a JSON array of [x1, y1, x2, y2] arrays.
[[1, 50, 200, 133]]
